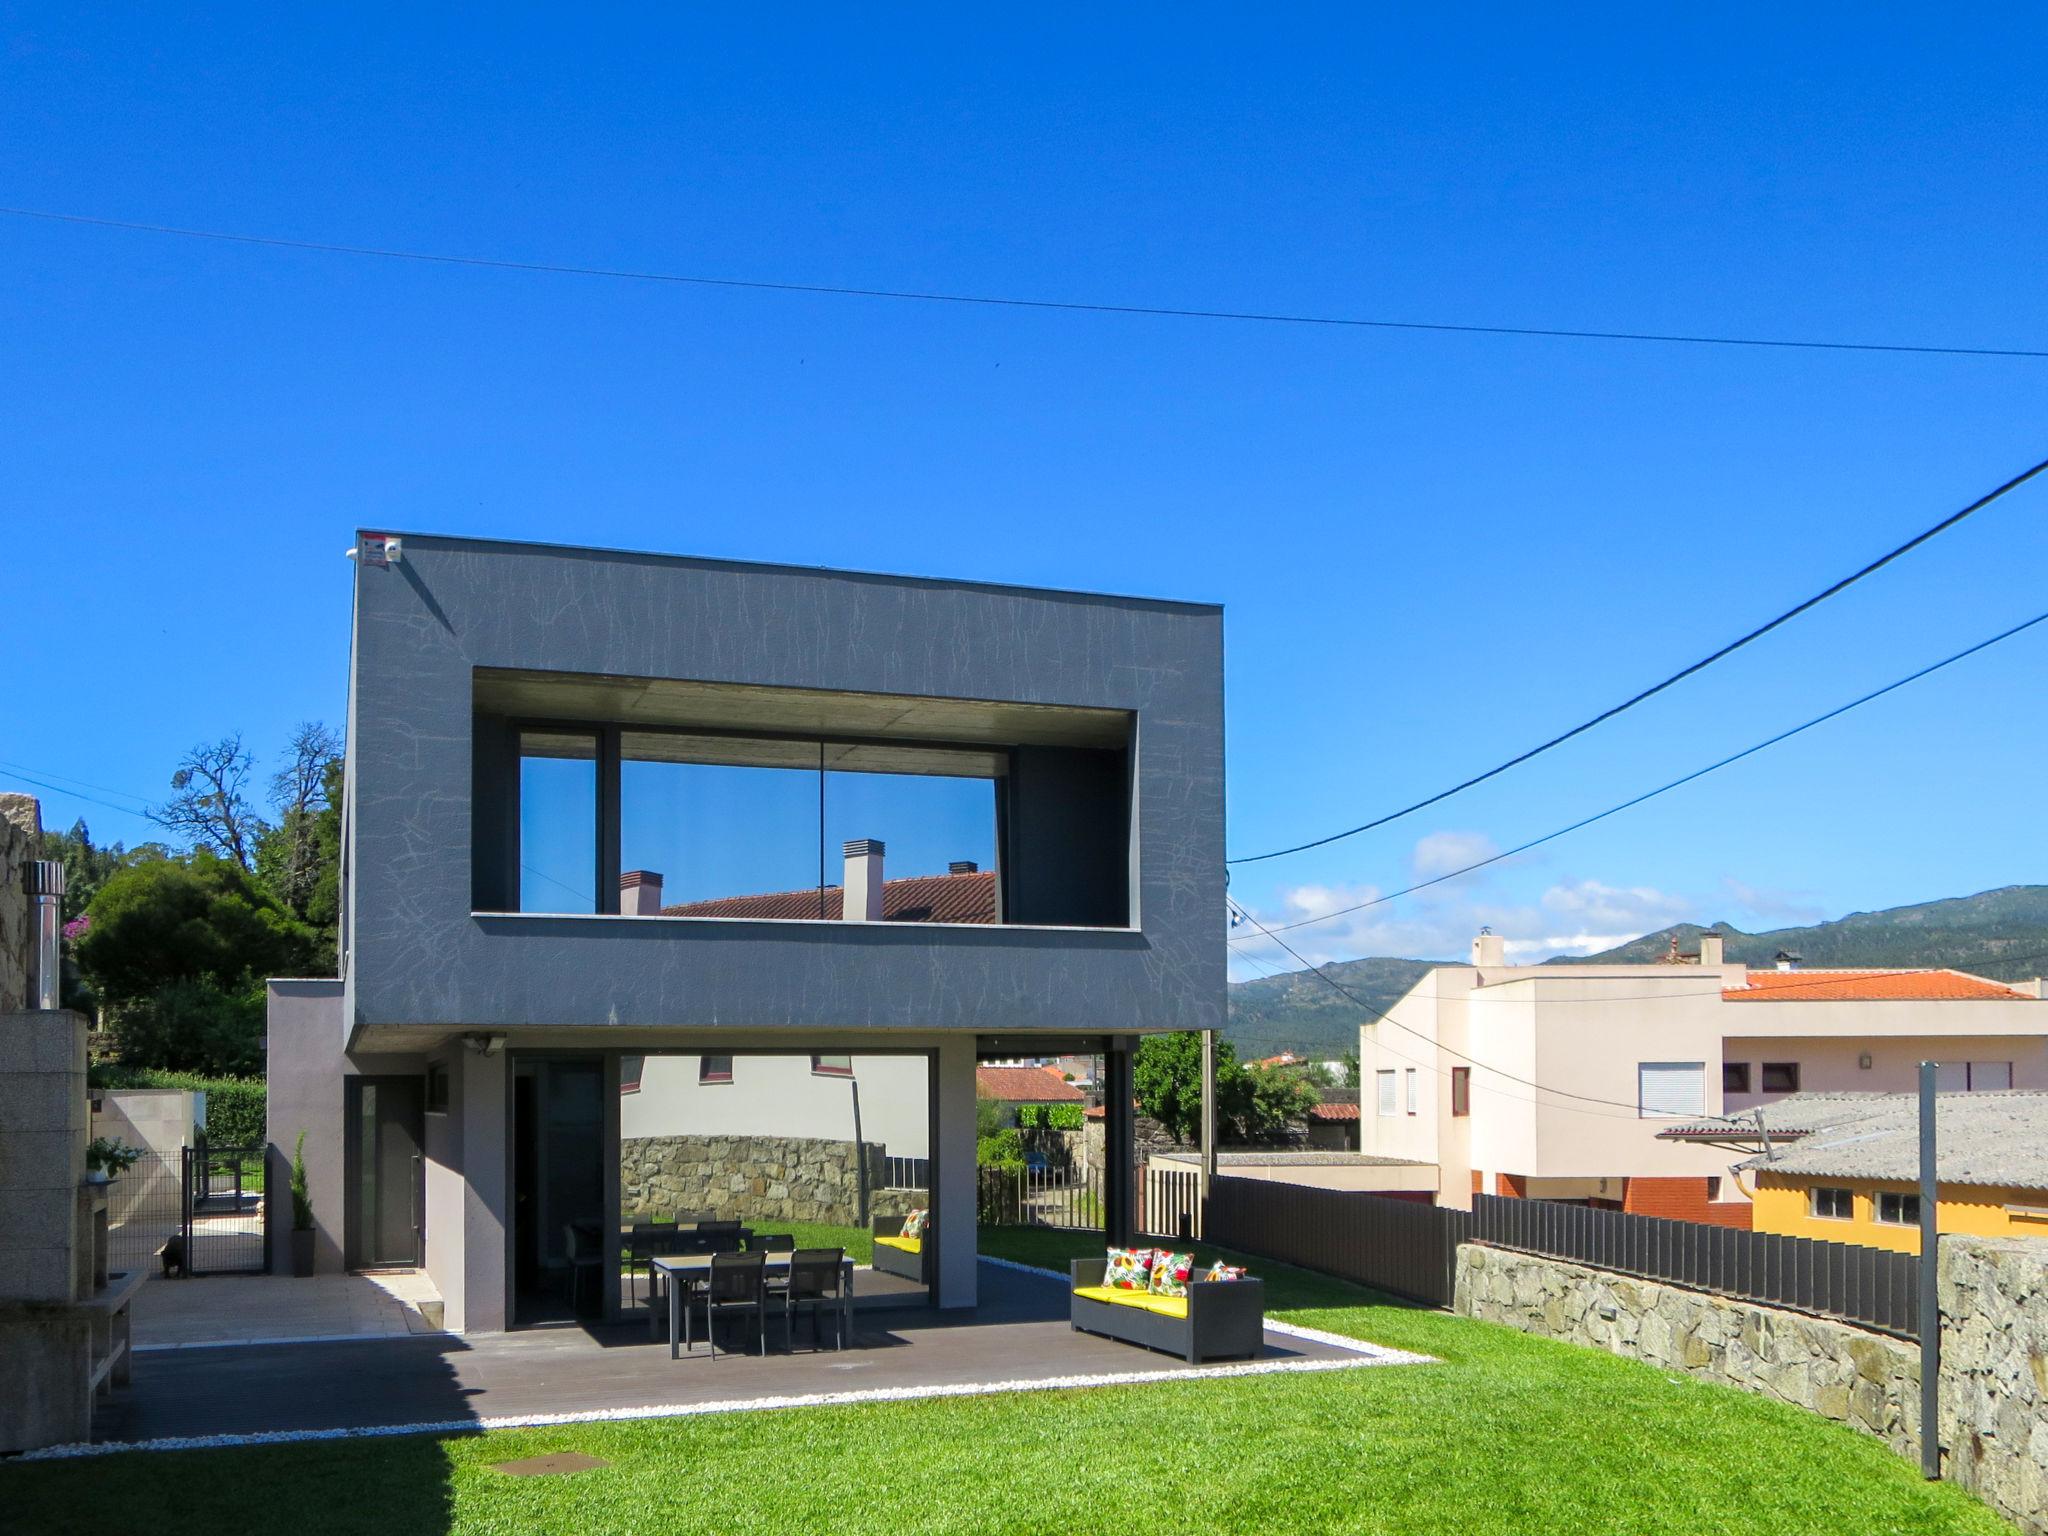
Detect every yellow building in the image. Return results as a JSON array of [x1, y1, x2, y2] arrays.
[[1739, 1089, 2048, 1255]]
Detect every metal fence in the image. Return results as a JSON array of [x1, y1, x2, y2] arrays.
[[186, 1142, 268, 1275], [882, 1155, 931, 1191], [978, 1165, 1103, 1229], [1139, 1166, 1204, 1241], [1468, 1193, 1918, 1338], [106, 1151, 184, 1276], [1205, 1177, 1469, 1305], [1197, 1177, 1919, 1336]]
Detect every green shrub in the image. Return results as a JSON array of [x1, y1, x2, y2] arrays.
[[977, 1128, 1024, 1170], [1046, 1103, 1085, 1131], [1015, 1104, 1046, 1129], [91, 1065, 266, 1148], [290, 1130, 313, 1230]]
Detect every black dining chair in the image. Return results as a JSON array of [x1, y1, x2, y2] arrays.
[[563, 1222, 605, 1317], [779, 1247, 849, 1352], [743, 1231, 796, 1253], [701, 1250, 770, 1358]]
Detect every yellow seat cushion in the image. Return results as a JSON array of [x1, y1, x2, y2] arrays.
[[875, 1235, 922, 1254], [1073, 1284, 1188, 1319]]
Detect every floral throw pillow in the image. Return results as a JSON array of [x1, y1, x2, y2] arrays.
[[1104, 1246, 1156, 1290], [901, 1208, 928, 1240], [1149, 1251, 1194, 1297], [1205, 1262, 1249, 1283]]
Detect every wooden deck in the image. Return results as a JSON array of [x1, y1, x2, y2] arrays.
[[92, 1262, 1400, 1446]]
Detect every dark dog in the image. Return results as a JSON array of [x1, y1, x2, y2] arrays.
[[159, 1235, 186, 1278]]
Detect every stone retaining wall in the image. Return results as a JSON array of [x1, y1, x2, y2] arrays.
[[0, 794, 41, 1013], [1454, 1244, 1920, 1457], [1942, 1236, 2048, 1530], [621, 1134, 904, 1226]]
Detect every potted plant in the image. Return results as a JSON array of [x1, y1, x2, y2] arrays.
[[85, 1136, 143, 1185], [289, 1131, 316, 1278]]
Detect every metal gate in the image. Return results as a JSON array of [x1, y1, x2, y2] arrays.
[[182, 1140, 269, 1275]]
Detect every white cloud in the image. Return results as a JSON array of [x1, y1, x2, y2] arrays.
[[1230, 869, 1700, 978], [1410, 830, 1500, 878]]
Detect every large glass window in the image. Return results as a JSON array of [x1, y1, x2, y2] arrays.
[[519, 731, 597, 913]]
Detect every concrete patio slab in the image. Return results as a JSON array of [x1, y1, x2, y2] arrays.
[[65, 1261, 1425, 1455], [131, 1269, 445, 1349]]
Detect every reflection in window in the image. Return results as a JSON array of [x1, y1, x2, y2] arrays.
[[699, 1055, 734, 1084], [519, 731, 597, 913], [812, 1054, 853, 1077]]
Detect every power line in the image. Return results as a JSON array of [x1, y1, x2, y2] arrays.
[[0, 768, 159, 827], [9, 204, 2048, 361], [0, 759, 156, 810], [1233, 603, 2048, 938], [1229, 898, 1651, 1116], [1229, 453, 2048, 866]]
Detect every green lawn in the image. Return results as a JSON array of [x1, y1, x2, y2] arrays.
[[4, 1227, 2005, 1536]]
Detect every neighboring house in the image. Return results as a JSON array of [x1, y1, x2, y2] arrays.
[[1305, 1096, 1361, 1152], [1717, 1091, 2048, 1254], [1358, 929, 2047, 1226], [976, 1064, 1087, 1119], [265, 531, 1224, 1332]]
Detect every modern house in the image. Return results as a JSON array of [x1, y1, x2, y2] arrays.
[[1357, 930, 2047, 1225], [1711, 1091, 2048, 1254], [266, 532, 1224, 1332]]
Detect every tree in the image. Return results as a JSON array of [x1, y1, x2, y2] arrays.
[[40, 819, 168, 923], [1135, 1032, 1322, 1146], [74, 852, 320, 1073], [154, 735, 265, 872], [257, 724, 343, 923]]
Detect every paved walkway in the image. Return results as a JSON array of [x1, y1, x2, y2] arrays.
[[85, 1262, 1422, 1450], [132, 1269, 445, 1349]]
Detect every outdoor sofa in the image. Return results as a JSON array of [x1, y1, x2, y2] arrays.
[[1069, 1257, 1266, 1364], [871, 1213, 929, 1283]]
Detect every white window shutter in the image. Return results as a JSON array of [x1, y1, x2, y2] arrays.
[[1405, 1068, 1419, 1114], [1377, 1071, 1397, 1117], [1637, 1061, 1705, 1118]]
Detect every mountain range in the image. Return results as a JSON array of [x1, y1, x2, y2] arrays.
[[1226, 884, 2048, 1061]]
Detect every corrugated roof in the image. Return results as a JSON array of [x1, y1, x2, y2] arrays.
[[1723, 969, 2033, 1002], [1740, 1091, 2048, 1189], [975, 1065, 1085, 1103], [663, 869, 996, 924], [1657, 1092, 1905, 1143]]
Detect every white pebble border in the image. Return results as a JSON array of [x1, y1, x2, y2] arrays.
[[23, 1256, 1431, 1461]]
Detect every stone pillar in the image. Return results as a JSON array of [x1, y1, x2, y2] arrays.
[[0, 1008, 93, 1453], [933, 1037, 977, 1309]]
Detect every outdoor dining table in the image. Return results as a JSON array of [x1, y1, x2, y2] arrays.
[[652, 1251, 855, 1357]]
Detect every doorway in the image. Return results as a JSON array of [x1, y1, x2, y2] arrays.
[[512, 1056, 606, 1324], [344, 1076, 424, 1270]]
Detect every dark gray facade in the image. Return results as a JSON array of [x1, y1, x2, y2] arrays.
[[343, 534, 1224, 1045]]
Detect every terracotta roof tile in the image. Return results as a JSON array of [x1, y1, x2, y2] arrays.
[[663, 869, 996, 924], [975, 1065, 1085, 1102], [1723, 969, 2034, 1003], [1308, 1102, 1361, 1121]]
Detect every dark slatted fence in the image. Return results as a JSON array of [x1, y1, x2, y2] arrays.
[[1204, 1177, 1471, 1306], [1468, 1194, 1918, 1338]]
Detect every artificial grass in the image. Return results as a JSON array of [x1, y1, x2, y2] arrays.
[[3, 1228, 2006, 1536]]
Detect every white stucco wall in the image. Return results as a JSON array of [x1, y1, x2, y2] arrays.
[[619, 1052, 929, 1160]]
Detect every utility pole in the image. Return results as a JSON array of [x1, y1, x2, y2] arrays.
[[1919, 1060, 1940, 1481], [1200, 1028, 1218, 1183]]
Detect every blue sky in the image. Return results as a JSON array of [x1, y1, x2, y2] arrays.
[[2, 10, 2044, 975]]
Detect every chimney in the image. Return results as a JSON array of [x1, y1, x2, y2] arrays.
[[619, 870, 664, 916], [948, 860, 978, 875], [1696, 933, 1724, 966], [1774, 949, 1802, 972], [1471, 927, 1506, 968], [842, 839, 885, 921], [26, 860, 64, 1010]]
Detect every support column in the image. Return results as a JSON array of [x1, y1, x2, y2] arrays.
[[1102, 1038, 1136, 1246], [455, 1046, 509, 1333], [934, 1036, 978, 1309]]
